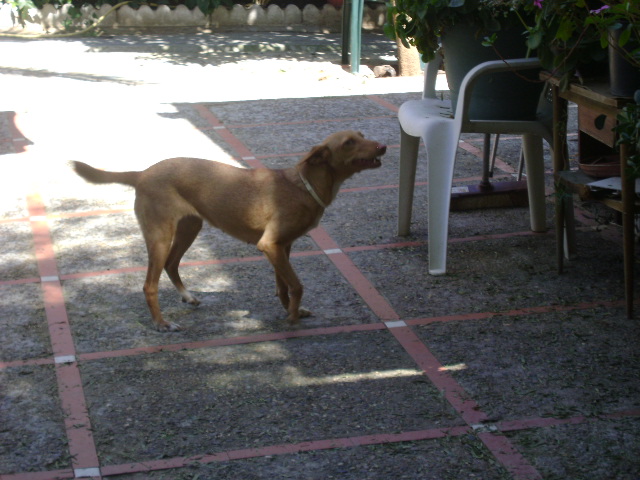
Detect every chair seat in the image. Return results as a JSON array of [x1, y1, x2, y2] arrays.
[[398, 98, 453, 137]]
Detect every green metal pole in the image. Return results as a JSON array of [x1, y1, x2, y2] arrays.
[[349, 0, 363, 73]]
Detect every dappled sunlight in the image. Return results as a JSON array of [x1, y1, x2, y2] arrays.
[[197, 366, 426, 390], [284, 366, 424, 387], [439, 363, 468, 372], [192, 354, 425, 390], [220, 310, 265, 330]]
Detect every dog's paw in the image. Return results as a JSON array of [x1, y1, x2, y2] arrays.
[[180, 290, 200, 307], [285, 308, 312, 325], [156, 322, 182, 332], [181, 295, 200, 306]]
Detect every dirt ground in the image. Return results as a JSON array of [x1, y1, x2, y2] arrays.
[[1, 31, 639, 480]]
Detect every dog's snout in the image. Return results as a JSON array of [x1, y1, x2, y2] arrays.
[[378, 144, 387, 155]]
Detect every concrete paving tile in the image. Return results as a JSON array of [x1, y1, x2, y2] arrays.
[[0, 364, 70, 473], [348, 230, 631, 319], [106, 435, 510, 480], [322, 185, 555, 249], [414, 308, 640, 421], [80, 330, 463, 466], [64, 254, 379, 353], [0, 221, 39, 281], [49, 214, 148, 275], [399, 196, 557, 241], [507, 418, 640, 480], [0, 283, 51, 361], [223, 118, 401, 159], [206, 96, 395, 126], [369, 91, 425, 110], [49, 213, 313, 276], [0, 190, 28, 220], [321, 188, 400, 248], [43, 174, 136, 216]]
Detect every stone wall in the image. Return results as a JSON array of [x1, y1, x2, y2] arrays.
[[0, 3, 387, 34]]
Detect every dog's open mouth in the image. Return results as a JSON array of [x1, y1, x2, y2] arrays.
[[354, 157, 383, 169]]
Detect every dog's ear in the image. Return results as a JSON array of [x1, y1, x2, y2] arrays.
[[302, 145, 331, 166]]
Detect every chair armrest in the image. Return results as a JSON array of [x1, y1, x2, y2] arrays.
[[454, 58, 542, 123]]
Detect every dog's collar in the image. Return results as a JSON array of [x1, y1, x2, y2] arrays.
[[297, 170, 327, 209]]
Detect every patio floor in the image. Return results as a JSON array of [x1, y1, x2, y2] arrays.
[[1, 31, 639, 480]]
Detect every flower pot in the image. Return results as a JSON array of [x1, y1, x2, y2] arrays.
[[441, 20, 545, 121], [608, 26, 640, 98]]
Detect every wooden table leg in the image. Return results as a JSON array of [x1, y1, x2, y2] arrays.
[[621, 144, 635, 318], [552, 85, 569, 273]]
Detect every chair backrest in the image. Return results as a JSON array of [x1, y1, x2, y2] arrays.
[[454, 58, 553, 144], [420, 54, 553, 143]]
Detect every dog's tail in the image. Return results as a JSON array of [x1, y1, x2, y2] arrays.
[[72, 161, 140, 187]]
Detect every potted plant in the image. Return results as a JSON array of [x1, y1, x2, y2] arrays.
[[587, 1, 640, 96], [385, 0, 545, 119], [521, 0, 638, 93], [516, 0, 606, 89]]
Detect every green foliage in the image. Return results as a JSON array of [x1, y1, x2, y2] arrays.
[[586, 1, 640, 69], [615, 95, 640, 180], [384, 0, 528, 62], [387, 0, 638, 89], [520, 1, 640, 88]]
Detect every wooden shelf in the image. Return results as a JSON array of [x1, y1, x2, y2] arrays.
[[558, 170, 640, 213], [547, 74, 637, 318]]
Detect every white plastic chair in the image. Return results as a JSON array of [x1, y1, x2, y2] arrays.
[[397, 55, 553, 275]]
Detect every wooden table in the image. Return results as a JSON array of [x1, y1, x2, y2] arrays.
[[549, 76, 637, 318]]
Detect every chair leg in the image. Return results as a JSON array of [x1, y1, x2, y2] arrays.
[[398, 128, 420, 236], [425, 125, 458, 275], [521, 134, 547, 232]]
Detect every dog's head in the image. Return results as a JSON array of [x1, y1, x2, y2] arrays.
[[303, 130, 387, 174]]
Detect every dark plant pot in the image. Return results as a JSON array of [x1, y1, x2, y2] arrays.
[[441, 20, 544, 121], [608, 26, 640, 98]]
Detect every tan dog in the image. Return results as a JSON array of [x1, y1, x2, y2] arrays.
[[72, 130, 386, 331]]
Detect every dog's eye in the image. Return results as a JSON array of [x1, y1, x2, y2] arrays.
[[343, 138, 355, 147]]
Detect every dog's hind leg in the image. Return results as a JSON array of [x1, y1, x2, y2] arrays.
[[140, 222, 181, 332], [165, 215, 203, 306]]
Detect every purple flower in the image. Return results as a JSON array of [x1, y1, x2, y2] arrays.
[[590, 5, 610, 14], [533, 0, 543, 8]]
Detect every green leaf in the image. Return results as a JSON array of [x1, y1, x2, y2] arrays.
[[527, 30, 542, 50], [556, 17, 575, 42], [482, 33, 497, 47], [619, 28, 631, 47]]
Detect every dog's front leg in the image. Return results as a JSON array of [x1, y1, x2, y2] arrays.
[[274, 244, 293, 310], [258, 239, 309, 324], [275, 272, 290, 311], [275, 274, 312, 321]]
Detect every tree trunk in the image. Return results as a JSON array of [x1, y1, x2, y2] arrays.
[[389, 0, 422, 77], [395, 39, 422, 76]]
